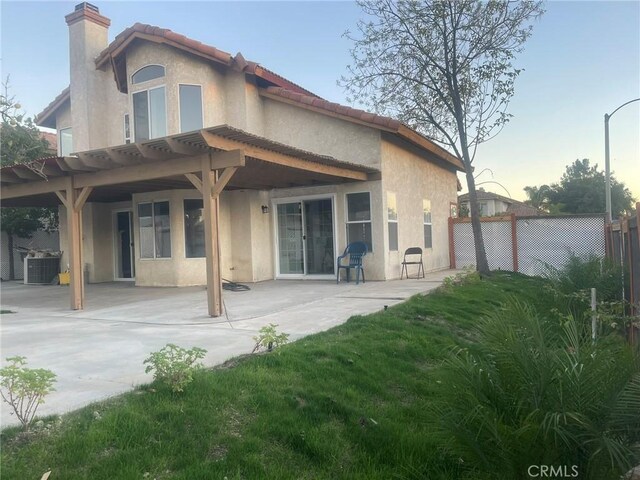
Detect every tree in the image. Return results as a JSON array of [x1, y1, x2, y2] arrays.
[[523, 184, 552, 211], [1, 80, 56, 279], [525, 159, 634, 217], [342, 0, 544, 275]]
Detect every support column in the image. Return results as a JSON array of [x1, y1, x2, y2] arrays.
[[202, 159, 223, 317], [200, 151, 242, 317], [57, 179, 92, 310]]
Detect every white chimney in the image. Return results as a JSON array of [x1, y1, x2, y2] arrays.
[[66, 2, 110, 152]]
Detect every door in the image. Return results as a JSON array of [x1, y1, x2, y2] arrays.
[[115, 211, 134, 280], [276, 198, 335, 277]]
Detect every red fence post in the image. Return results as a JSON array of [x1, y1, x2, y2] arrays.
[[511, 213, 519, 272], [448, 217, 456, 269]]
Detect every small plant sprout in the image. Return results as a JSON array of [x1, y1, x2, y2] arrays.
[[143, 344, 207, 393], [252, 324, 290, 353], [0, 356, 56, 430]]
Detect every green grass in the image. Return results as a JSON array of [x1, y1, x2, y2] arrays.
[[1, 273, 554, 479]]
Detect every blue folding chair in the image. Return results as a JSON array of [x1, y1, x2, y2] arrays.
[[336, 241, 368, 284]]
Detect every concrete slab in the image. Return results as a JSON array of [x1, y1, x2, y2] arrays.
[[0, 269, 456, 427]]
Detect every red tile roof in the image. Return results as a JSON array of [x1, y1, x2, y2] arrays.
[[35, 86, 70, 128], [261, 87, 463, 171], [39, 131, 57, 153]]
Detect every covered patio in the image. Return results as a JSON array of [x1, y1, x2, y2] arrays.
[[0, 270, 455, 426], [0, 125, 378, 316]]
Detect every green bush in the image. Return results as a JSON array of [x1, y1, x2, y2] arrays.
[[431, 299, 640, 480], [0, 356, 56, 430], [544, 253, 623, 303], [143, 344, 207, 393], [252, 323, 290, 353]]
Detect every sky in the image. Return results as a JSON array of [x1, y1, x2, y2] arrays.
[[1, 0, 638, 202]]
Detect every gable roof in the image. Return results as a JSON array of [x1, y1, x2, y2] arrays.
[[261, 87, 464, 171], [35, 86, 70, 129], [94, 23, 319, 97]]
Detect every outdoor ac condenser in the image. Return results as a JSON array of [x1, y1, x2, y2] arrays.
[[23, 257, 61, 285]]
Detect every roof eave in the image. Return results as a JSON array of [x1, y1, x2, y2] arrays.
[[35, 87, 70, 129]]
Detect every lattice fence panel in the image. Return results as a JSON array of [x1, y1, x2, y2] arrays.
[[516, 216, 605, 276], [453, 220, 514, 271], [0, 230, 60, 281]]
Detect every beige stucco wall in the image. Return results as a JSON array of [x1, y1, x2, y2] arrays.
[[381, 139, 458, 278], [263, 99, 382, 168]]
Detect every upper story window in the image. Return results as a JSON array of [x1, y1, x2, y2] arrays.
[[179, 84, 203, 132], [132, 65, 165, 84], [59, 127, 73, 156], [133, 86, 166, 142]]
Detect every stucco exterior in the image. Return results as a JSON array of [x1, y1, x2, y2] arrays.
[[46, 4, 460, 288]]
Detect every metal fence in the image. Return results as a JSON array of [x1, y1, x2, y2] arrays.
[[449, 214, 606, 276], [606, 203, 640, 319], [0, 230, 60, 281]]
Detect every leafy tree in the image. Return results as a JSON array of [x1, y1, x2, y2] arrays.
[[342, 0, 544, 275], [1, 80, 57, 279], [523, 184, 552, 211], [526, 159, 634, 217]]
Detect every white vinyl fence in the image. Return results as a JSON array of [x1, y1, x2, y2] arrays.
[[450, 214, 606, 276]]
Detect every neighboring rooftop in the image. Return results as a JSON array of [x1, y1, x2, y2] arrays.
[[458, 190, 541, 216]]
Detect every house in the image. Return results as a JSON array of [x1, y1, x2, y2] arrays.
[[0, 2, 463, 316], [458, 189, 540, 217]]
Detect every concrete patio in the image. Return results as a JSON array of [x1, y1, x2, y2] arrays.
[[0, 269, 455, 427]]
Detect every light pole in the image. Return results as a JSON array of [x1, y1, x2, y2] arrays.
[[604, 97, 640, 223]]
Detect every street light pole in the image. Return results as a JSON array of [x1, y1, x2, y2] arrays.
[[604, 97, 640, 223]]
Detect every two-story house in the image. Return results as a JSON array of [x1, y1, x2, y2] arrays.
[[1, 3, 463, 316]]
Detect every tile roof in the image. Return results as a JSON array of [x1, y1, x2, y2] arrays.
[[261, 87, 463, 171], [35, 86, 70, 128]]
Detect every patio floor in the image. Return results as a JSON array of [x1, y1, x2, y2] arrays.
[[0, 270, 456, 427]]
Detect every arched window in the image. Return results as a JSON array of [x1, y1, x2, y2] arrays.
[[132, 65, 165, 84]]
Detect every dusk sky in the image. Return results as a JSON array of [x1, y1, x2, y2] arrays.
[[1, 1, 638, 202]]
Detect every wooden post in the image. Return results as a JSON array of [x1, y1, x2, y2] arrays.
[[202, 157, 223, 317], [511, 213, 519, 272], [448, 217, 456, 269]]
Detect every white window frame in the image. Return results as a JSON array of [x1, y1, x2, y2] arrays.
[[345, 191, 373, 253], [178, 83, 204, 133], [387, 192, 398, 252], [58, 127, 73, 156], [132, 85, 167, 142], [137, 200, 172, 260], [423, 199, 433, 249], [123, 114, 131, 144], [131, 64, 165, 85]]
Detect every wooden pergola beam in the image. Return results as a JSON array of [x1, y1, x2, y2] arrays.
[[184, 173, 202, 193], [200, 130, 368, 181]]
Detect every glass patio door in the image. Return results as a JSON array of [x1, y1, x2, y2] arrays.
[[276, 198, 335, 276]]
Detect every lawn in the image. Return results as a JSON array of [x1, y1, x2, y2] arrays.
[[0, 272, 621, 479]]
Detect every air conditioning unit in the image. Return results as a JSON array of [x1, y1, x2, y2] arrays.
[[24, 257, 61, 285]]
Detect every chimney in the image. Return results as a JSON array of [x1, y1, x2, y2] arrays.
[[66, 3, 110, 152]]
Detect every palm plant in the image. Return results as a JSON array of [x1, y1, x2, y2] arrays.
[[431, 299, 640, 480]]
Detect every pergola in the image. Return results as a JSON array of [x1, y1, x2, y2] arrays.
[[1, 125, 378, 316]]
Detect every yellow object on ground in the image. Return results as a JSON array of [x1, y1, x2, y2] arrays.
[[59, 272, 70, 286]]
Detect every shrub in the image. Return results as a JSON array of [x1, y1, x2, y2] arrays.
[[431, 299, 640, 480], [0, 356, 56, 430], [143, 344, 207, 393], [544, 253, 623, 303], [252, 324, 289, 353]]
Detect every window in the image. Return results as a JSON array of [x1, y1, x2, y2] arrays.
[[132, 65, 165, 84], [478, 202, 488, 216], [346, 192, 372, 252], [138, 201, 171, 258], [59, 127, 73, 155], [179, 84, 203, 132], [184, 199, 205, 258], [124, 114, 131, 143], [423, 199, 432, 249], [387, 192, 398, 251], [133, 86, 166, 142]]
